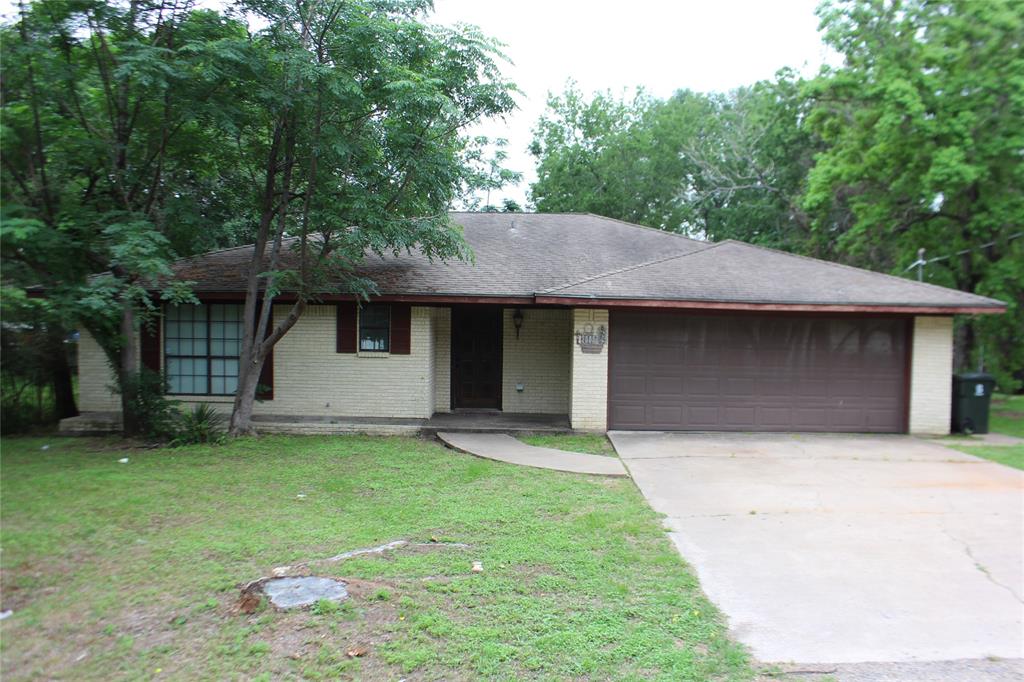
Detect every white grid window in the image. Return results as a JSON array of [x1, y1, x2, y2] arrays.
[[165, 303, 243, 395]]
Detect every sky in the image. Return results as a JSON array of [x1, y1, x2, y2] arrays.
[[429, 0, 840, 207], [0, 0, 840, 207]]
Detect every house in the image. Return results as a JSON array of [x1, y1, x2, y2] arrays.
[[72, 212, 1005, 435]]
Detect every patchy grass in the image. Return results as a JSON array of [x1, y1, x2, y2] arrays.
[[953, 445, 1024, 471], [990, 394, 1024, 438], [0, 435, 749, 681], [948, 397, 1024, 469], [517, 433, 618, 457]]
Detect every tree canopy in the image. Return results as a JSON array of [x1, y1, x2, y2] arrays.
[[1, 0, 518, 435]]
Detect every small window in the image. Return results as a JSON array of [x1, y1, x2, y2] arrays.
[[359, 305, 390, 352]]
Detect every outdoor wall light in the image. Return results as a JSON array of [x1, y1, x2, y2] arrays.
[[512, 308, 524, 338]]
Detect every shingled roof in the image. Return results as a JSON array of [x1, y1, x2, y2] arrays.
[[166, 212, 1005, 313]]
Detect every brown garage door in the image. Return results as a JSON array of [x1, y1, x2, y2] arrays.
[[609, 312, 909, 432]]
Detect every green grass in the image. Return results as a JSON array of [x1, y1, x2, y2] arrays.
[[0, 435, 750, 681], [990, 393, 1024, 439], [517, 433, 618, 457], [949, 394, 1024, 470], [954, 444, 1024, 471]]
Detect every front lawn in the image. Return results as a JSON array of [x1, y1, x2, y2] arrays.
[[990, 393, 1024, 438], [950, 395, 1024, 470], [954, 444, 1024, 471], [517, 433, 618, 457], [0, 435, 749, 681]]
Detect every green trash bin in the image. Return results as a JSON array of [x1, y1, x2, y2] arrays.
[[951, 372, 997, 434]]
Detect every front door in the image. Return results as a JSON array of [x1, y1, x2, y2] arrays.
[[451, 306, 502, 409]]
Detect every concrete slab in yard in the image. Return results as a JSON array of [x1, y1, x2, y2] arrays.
[[609, 431, 1024, 666]]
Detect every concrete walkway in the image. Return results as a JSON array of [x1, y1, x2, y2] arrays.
[[437, 432, 628, 476]]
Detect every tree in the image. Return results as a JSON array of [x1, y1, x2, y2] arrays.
[[804, 0, 1024, 388], [529, 84, 701, 231], [223, 0, 517, 435], [1, 1, 251, 433], [680, 72, 818, 252], [460, 136, 523, 211], [527, 80, 812, 241]]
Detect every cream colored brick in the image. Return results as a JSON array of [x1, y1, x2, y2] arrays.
[[252, 305, 434, 418], [909, 316, 953, 435], [170, 304, 435, 419], [76, 330, 122, 411], [502, 308, 571, 414], [433, 307, 451, 412], [569, 308, 609, 431]]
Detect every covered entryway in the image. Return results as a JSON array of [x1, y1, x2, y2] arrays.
[[608, 312, 909, 432], [451, 306, 503, 409]]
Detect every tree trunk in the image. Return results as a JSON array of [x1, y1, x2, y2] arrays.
[[49, 329, 78, 419], [228, 347, 266, 436], [119, 302, 141, 435]]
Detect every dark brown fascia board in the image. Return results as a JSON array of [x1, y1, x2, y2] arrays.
[[534, 295, 1006, 315], [169, 290, 1006, 315], [184, 291, 538, 306]]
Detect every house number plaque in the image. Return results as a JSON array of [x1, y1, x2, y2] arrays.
[[575, 324, 607, 354]]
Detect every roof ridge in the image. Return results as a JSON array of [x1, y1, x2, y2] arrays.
[[717, 239, 1001, 304], [582, 212, 711, 246], [172, 236, 301, 265], [539, 241, 726, 294]]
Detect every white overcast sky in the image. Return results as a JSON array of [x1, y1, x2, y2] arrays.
[[0, 0, 839, 206], [430, 0, 839, 207]]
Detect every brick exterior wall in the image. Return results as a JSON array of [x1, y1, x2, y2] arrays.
[[569, 308, 609, 431], [76, 330, 125, 411], [77, 305, 438, 419], [909, 316, 953, 435], [432, 307, 451, 413], [501, 308, 571, 414]]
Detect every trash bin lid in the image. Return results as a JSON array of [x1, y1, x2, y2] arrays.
[[955, 372, 996, 382]]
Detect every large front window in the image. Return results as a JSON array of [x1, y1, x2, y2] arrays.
[[164, 303, 243, 395]]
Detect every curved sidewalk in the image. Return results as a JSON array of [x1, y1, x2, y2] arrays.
[[437, 432, 628, 477]]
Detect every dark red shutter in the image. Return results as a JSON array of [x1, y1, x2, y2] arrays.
[[336, 302, 357, 353], [140, 314, 161, 373], [390, 304, 411, 354]]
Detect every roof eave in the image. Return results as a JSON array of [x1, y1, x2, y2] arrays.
[[532, 294, 1006, 315]]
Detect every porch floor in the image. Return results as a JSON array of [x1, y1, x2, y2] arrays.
[[423, 411, 571, 435]]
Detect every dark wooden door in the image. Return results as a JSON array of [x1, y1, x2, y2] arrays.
[[609, 311, 909, 432], [451, 307, 502, 409]]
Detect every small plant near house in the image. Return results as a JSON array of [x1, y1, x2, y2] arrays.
[[113, 370, 180, 441], [172, 404, 227, 446]]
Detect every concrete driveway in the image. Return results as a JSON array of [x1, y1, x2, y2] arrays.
[[609, 432, 1024, 667]]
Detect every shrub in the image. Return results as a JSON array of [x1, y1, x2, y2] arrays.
[[115, 369, 179, 441], [173, 403, 227, 445]]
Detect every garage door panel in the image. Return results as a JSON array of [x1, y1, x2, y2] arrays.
[[649, 404, 684, 425], [723, 406, 757, 427], [650, 345, 685, 366], [609, 312, 908, 433], [685, 376, 719, 396], [760, 406, 793, 427], [792, 408, 828, 429], [722, 376, 756, 397], [612, 374, 647, 396], [687, 406, 721, 427], [651, 375, 684, 395], [611, 404, 646, 426]]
